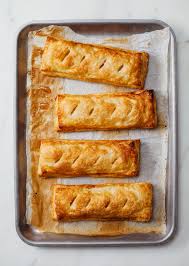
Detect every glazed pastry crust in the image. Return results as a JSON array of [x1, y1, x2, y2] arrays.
[[38, 139, 140, 178], [52, 183, 153, 222], [55, 90, 157, 132], [41, 37, 149, 89]]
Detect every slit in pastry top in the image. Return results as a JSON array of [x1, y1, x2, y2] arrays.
[[38, 139, 140, 178], [41, 36, 149, 89], [52, 183, 153, 222], [55, 90, 157, 132]]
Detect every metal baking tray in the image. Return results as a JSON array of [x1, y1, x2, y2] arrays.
[[15, 19, 177, 246]]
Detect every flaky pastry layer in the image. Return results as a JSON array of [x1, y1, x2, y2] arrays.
[[55, 90, 157, 132], [41, 37, 149, 89], [38, 139, 140, 178], [52, 183, 153, 222]]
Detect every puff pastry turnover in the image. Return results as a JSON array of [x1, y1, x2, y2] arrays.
[[55, 90, 157, 132], [41, 37, 149, 89], [38, 139, 140, 178], [52, 183, 153, 222]]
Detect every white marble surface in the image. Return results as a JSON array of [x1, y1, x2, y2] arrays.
[[1, 0, 189, 265]]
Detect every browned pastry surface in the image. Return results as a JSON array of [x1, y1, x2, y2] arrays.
[[52, 183, 153, 222], [38, 139, 140, 178], [41, 36, 149, 89], [55, 90, 157, 132]]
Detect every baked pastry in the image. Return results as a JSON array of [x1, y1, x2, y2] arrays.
[[38, 139, 140, 178], [55, 90, 157, 132], [41, 36, 149, 89], [52, 183, 153, 222]]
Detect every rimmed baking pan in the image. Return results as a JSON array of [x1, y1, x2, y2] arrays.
[[15, 19, 177, 246]]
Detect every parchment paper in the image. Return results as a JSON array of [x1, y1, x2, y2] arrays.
[[26, 25, 169, 235]]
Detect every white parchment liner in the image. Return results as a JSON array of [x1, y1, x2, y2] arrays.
[[26, 26, 169, 235]]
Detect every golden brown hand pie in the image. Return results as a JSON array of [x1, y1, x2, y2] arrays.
[[55, 90, 157, 132], [41, 36, 149, 89], [38, 139, 140, 178], [52, 183, 153, 222]]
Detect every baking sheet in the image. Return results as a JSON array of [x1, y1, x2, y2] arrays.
[[26, 25, 169, 235]]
